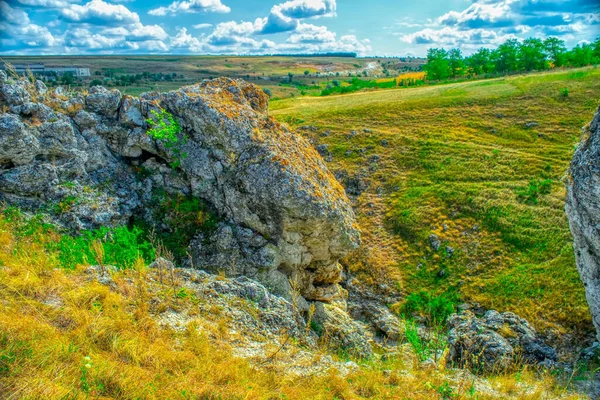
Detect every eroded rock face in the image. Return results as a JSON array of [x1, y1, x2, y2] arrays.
[[0, 77, 360, 310], [447, 310, 557, 372], [566, 106, 600, 341]]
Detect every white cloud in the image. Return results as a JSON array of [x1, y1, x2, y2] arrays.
[[170, 27, 203, 51], [0, 1, 61, 51], [400, 26, 512, 48], [1, 1, 31, 25], [64, 26, 168, 52], [276, 0, 335, 19], [193, 23, 212, 29], [60, 0, 140, 25], [15, 0, 76, 7], [148, 0, 230, 16], [287, 23, 336, 44]]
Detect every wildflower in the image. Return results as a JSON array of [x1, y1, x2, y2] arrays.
[[85, 363, 92, 369]]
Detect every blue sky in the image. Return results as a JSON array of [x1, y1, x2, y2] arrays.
[[1, 0, 598, 56]]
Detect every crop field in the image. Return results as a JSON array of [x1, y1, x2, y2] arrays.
[[272, 67, 600, 340]]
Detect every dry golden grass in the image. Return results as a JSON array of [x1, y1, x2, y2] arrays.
[[0, 213, 588, 399]]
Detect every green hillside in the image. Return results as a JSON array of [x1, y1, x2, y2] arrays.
[[272, 67, 600, 335]]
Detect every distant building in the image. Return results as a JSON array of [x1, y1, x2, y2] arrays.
[[5, 63, 91, 78]]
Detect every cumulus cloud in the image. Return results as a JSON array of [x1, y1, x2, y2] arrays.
[[400, 26, 511, 47], [255, 0, 336, 34], [0, 1, 60, 52], [276, 0, 336, 19], [287, 23, 336, 44], [1, 0, 370, 55], [399, 0, 599, 53], [148, 0, 230, 16], [64, 26, 168, 52], [60, 0, 140, 25]]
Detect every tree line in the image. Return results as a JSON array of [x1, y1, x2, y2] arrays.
[[424, 37, 600, 80]]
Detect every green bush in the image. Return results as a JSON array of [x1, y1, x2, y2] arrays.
[[402, 290, 457, 326], [51, 226, 155, 270], [146, 109, 187, 168]]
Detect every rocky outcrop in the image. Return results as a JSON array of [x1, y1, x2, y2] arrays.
[[446, 310, 557, 372], [0, 76, 360, 314], [566, 106, 600, 342]]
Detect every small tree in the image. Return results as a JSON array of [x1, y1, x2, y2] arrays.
[[304, 70, 310, 76], [61, 72, 74, 85], [287, 72, 294, 82]]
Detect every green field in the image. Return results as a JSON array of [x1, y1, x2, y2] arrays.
[[2, 55, 424, 98], [272, 67, 600, 337]]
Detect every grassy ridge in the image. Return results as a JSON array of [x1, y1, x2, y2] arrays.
[[272, 67, 600, 334]]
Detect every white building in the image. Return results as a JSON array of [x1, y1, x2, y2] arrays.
[[7, 63, 91, 77]]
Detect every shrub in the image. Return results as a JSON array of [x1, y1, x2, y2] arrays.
[[146, 109, 186, 168], [51, 226, 155, 269], [146, 109, 181, 144], [560, 87, 569, 97], [402, 290, 457, 326]]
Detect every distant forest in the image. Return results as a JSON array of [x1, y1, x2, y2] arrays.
[[267, 52, 358, 57], [423, 37, 600, 80]]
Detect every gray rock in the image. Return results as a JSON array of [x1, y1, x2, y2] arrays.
[[447, 310, 557, 373], [566, 106, 600, 342], [0, 70, 6, 83], [0, 82, 31, 106], [34, 80, 47, 95], [313, 301, 373, 358], [0, 113, 40, 166], [119, 95, 145, 127], [148, 257, 175, 271], [85, 86, 121, 117], [429, 234, 441, 251]]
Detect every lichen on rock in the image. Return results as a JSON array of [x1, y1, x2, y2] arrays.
[[566, 105, 600, 342]]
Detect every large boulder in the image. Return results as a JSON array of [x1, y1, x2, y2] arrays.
[[0, 77, 360, 310], [141, 78, 361, 303], [566, 106, 600, 341], [447, 310, 557, 372]]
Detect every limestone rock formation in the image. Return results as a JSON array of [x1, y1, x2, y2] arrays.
[[566, 106, 600, 342], [447, 310, 557, 372], [0, 76, 360, 326]]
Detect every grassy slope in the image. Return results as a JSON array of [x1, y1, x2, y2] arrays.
[[0, 212, 583, 399], [271, 67, 600, 336]]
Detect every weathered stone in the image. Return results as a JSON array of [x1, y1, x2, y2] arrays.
[[447, 310, 557, 372], [313, 301, 373, 358], [0, 82, 30, 106], [146, 78, 360, 303], [0, 113, 40, 166], [119, 95, 145, 128], [34, 80, 47, 95], [566, 106, 600, 341], [85, 86, 121, 117], [429, 234, 441, 251]]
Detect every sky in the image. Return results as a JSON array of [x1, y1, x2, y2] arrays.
[[0, 0, 598, 56]]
